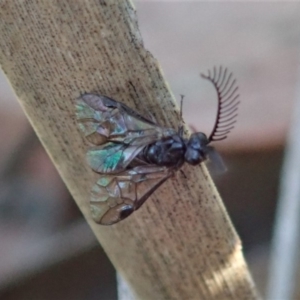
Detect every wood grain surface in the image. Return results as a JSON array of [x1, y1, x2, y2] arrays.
[[0, 1, 259, 299]]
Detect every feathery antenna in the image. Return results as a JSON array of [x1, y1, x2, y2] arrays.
[[201, 66, 240, 142]]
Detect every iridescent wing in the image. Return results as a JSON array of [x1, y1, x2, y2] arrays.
[[90, 165, 173, 225], [75, 93, 176, 174], [86, 142, 146, 174], [76, 94, 176, 224], [75, 93, 175, 146]]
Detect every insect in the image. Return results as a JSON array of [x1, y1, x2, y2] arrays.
[[75, 66, 239, 225]]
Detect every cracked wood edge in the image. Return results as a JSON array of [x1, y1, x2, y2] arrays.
[[0, 1, 259, 299]]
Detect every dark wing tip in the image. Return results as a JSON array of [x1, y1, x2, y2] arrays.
[[201, 66, 239, 143]]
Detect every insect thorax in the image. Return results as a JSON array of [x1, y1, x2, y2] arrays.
[[141, 134, 186, 167]]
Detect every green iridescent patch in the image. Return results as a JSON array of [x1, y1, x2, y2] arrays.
[[86, 143, 125, 173]]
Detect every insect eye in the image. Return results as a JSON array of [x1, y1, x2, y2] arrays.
[[188, 132, 208, 150], [185, 148, 205, 165]]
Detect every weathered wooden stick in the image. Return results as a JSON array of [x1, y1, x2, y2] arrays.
[[0, 1, 259, 299]]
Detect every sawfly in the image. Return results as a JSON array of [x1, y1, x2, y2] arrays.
[[75, 66, 239, 225]]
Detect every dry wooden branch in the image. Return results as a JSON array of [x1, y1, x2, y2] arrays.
[[0, 1, 259, 299]]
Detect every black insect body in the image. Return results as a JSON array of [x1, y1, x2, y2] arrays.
[[139, 134, 186, 167], [75, 66, 239, 225]]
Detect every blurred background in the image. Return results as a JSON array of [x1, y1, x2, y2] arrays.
[[0, 1, 300, 299]]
